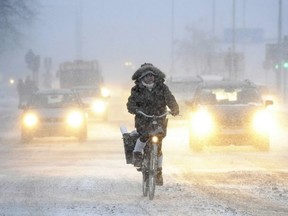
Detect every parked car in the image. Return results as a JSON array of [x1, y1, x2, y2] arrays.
[[20, 89, 88, 143], [186, 79, 274, 152], [72, 86, 110, 121]]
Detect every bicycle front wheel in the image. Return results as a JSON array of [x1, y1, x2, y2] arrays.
[[148, 143, 158, 200], [142, 167, 149, 197]]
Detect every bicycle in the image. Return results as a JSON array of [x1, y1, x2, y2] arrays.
[[137, 111, 170, 200]]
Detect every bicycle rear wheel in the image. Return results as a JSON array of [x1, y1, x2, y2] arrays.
[[148, 143, 158, 200]]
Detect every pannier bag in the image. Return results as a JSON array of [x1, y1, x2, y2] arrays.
[[122, 131, 139, 164]]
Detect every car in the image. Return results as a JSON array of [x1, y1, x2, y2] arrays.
[[186, 79, 274, 152], [20, 89, 88, 143], [71, 86, 110, 121], [255, 83, 280, 107], [166, 75, 223, 117]]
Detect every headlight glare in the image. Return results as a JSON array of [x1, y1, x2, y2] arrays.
[[23, 113, 38, 127], [253, 110, 273, 133], [67, 111, 84, 128], [101, 87, 110, 98], [152, 136, 158, 143], [190, 109, 214, 136], [91, 100, 106, 113]]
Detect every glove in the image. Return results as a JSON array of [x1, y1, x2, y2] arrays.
[[171, 110, 179, 116]]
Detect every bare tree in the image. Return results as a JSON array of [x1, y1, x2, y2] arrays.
[[0, 0, 37, 53], [176, 25, 220, 75]]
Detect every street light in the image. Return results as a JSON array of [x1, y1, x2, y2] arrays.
[[124, 62, 133, 67], [9, 79, 15, 85], [124, 61, 135, 70]]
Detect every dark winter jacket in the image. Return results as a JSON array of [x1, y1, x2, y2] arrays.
[[127, 65, 179, 137]]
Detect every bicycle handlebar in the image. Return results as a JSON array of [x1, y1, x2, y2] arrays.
[[137, 110, 171, 118]]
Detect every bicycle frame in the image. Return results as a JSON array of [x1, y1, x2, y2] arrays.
[[137, 111, 169, 200]]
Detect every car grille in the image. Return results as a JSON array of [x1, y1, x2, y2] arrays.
[[40, 117, 65, 123], [220, 116, 246, 127], [215, 111, 251, 128]]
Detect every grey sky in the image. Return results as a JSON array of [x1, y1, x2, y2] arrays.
[[0, 0, 287, 85]]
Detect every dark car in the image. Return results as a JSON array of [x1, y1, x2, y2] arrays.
[[187, 79, 274, 152], [20, 89, 88, 143]]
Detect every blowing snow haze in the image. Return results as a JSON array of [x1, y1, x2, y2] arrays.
[[0, 0, 287, 88], [1, 1, 288, 214]]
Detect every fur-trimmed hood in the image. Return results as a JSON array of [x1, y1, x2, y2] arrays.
[[132, 63, 166, 81]]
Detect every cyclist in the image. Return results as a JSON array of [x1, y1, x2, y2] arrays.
[[127, 63, 179, 185]]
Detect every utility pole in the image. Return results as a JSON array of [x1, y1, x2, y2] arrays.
[[212, 0, 215, 36], [210, 0, 216, 75], [75, 0, 83, 60], [241, 0, 246, 80], [231, 0, 236, 80], [170, 0, 175, 75], [277, 0, 283, 101]]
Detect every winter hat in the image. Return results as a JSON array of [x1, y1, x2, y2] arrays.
[[132, 63, 166, 81]]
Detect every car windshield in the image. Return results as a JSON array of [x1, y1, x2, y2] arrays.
[[30, 93, 79, 108], [199, 87, 263, 105], [74, 88, 100, 98]]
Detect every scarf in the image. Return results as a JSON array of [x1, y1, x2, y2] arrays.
[[142, 81, 154, 91]]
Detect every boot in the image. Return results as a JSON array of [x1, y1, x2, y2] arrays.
[[133, 151, 142, 167], [156, 167, 163, 186]]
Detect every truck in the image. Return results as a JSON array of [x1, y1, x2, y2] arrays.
[[57, 59, 103, 88], [57, 59, 110, 121]]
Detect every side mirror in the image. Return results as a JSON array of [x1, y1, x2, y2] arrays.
[[265, 100, 273, 107]]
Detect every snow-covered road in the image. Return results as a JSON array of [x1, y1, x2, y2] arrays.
[[0, 96, 288, 216]]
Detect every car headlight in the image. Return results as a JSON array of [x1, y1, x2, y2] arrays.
[[252, 109, 274, 133], [190, 109, 214, 136], [23, 113, 38, 128], [66, 111, 84, 128], [101, 87, 110, 98], [91, 100, 106, 114]]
